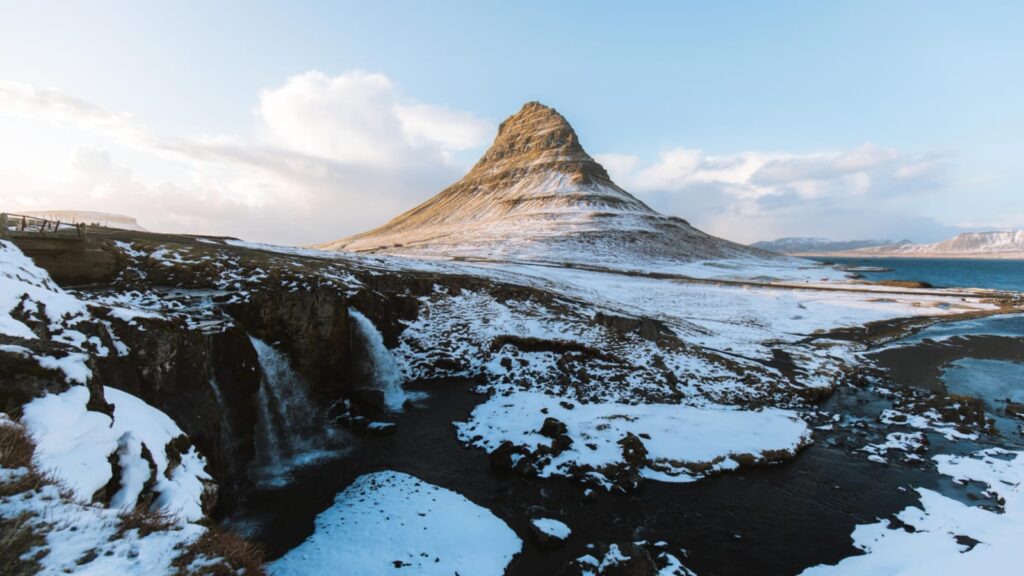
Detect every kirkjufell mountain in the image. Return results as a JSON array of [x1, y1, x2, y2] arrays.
[[322, 102, 771, 267]]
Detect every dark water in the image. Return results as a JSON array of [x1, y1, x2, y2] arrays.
[[232, 380, 941, 576], [811, 257, 1023, 292]]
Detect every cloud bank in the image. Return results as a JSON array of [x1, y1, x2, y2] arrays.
[[0, 73, 493, 245], [597, 145, 958, 244], [1, 74, 969, 245]]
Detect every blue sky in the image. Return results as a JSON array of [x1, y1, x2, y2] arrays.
[[1, 1, 1021, 244]]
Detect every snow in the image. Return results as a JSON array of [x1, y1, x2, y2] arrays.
[[800, 449, 1023, 575], [0, 472, 206, 576], [20, 385, 211, 521], [856, 229, 1024, 257], [469, 263, 993, 356], [456, 390, 811, 483], [35, 351, 92, 384], [20, 386, 117, 500], [860, 432, 927, 463], [0, 239, 90, 340], [571, 542, 696, 576], [103, 387, 212, 521], [270, 470, 521, 576], [531, 517, 571, 540]]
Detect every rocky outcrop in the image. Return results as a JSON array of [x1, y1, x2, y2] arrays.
[[93, 314, 261, 510]]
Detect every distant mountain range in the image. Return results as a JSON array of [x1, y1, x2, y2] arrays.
[[751, 237, 909, 255], [756, 231, 1024, 259], [851, 230, 1024, 258]]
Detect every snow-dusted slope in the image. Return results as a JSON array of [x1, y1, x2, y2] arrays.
[[321, 102, 773, 269], [851, 230, 1024, 258], [752, 237, 909, 255]]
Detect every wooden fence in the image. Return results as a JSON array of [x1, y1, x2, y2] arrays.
[[0, 213, 87, 240]]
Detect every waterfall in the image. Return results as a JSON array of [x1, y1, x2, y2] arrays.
[[249, 335, 339, 485], [349, 309, 422, 411]]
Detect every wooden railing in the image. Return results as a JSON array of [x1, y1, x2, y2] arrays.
[[0, 213, 87, 240]]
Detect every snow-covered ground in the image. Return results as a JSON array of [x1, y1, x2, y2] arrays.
[[801, 449, 1023, 575], [270, 470, 522, 576], [457, 390, 811, 486], [22, 386, 212, 520], [0, 385, 220, 574], [0, 465, 207, 576]]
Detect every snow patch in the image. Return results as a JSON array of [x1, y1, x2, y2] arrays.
[[456, 390, 811, 483], [801, 449, 1024, 575], [270, 470, 521, 576]]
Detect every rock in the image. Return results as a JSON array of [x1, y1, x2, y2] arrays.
[[529, 517, 571, 549], [551, 433, 574, 454], [560, 542, 660, 576], [489, 441, 530, 471], [540, 416, 568, 438], [618, 433, 648, 468], [1006, 402, 1024, 420], [351, 388, 386, 414]]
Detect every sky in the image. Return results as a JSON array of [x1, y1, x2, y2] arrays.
[[1, 0, 1022, 245]]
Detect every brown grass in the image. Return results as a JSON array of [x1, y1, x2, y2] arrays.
[[0, 512, 47, 576], [115, 502, 179, 538], [0, 419, 265, 575], [173, 527, 266, 575], [0, 423, 34, 469]]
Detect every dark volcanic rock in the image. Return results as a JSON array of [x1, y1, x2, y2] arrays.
[[540, 416, 568, 438], [93, 316, 261, 509]]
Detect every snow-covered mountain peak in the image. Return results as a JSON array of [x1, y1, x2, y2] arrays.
[[322, 102, 768, 269], [852, 229, 1024, 258]]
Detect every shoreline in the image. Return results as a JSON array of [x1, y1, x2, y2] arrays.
[[794, 252, 1024, 260]]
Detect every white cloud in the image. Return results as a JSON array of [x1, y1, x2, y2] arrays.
[[0, 81, 148, 147], [597, 144, 956, 243], [0, 73, 494, 245], [254, 70, 490, 167]]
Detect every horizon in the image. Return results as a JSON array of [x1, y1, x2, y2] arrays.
[[2, 1, 1022, 246]]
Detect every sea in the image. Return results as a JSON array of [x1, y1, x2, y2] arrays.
[[811, 256, 1024, 292], [820, 256, 1024, 437]]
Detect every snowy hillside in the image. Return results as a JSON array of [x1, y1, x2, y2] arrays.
[[851, 230, 1024, 258], [321, 102, 775, 271], [752, 237, 909, 255]]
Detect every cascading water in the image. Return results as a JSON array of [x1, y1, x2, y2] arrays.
[[348, 309, 423, 411], [249, 335, 340, 485]]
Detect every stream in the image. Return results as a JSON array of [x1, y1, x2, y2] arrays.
[[228, 379, 944, 576]]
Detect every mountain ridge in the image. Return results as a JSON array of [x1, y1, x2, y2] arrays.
[[848, 230, 1024, 258], [752, 237, 911, 255]]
